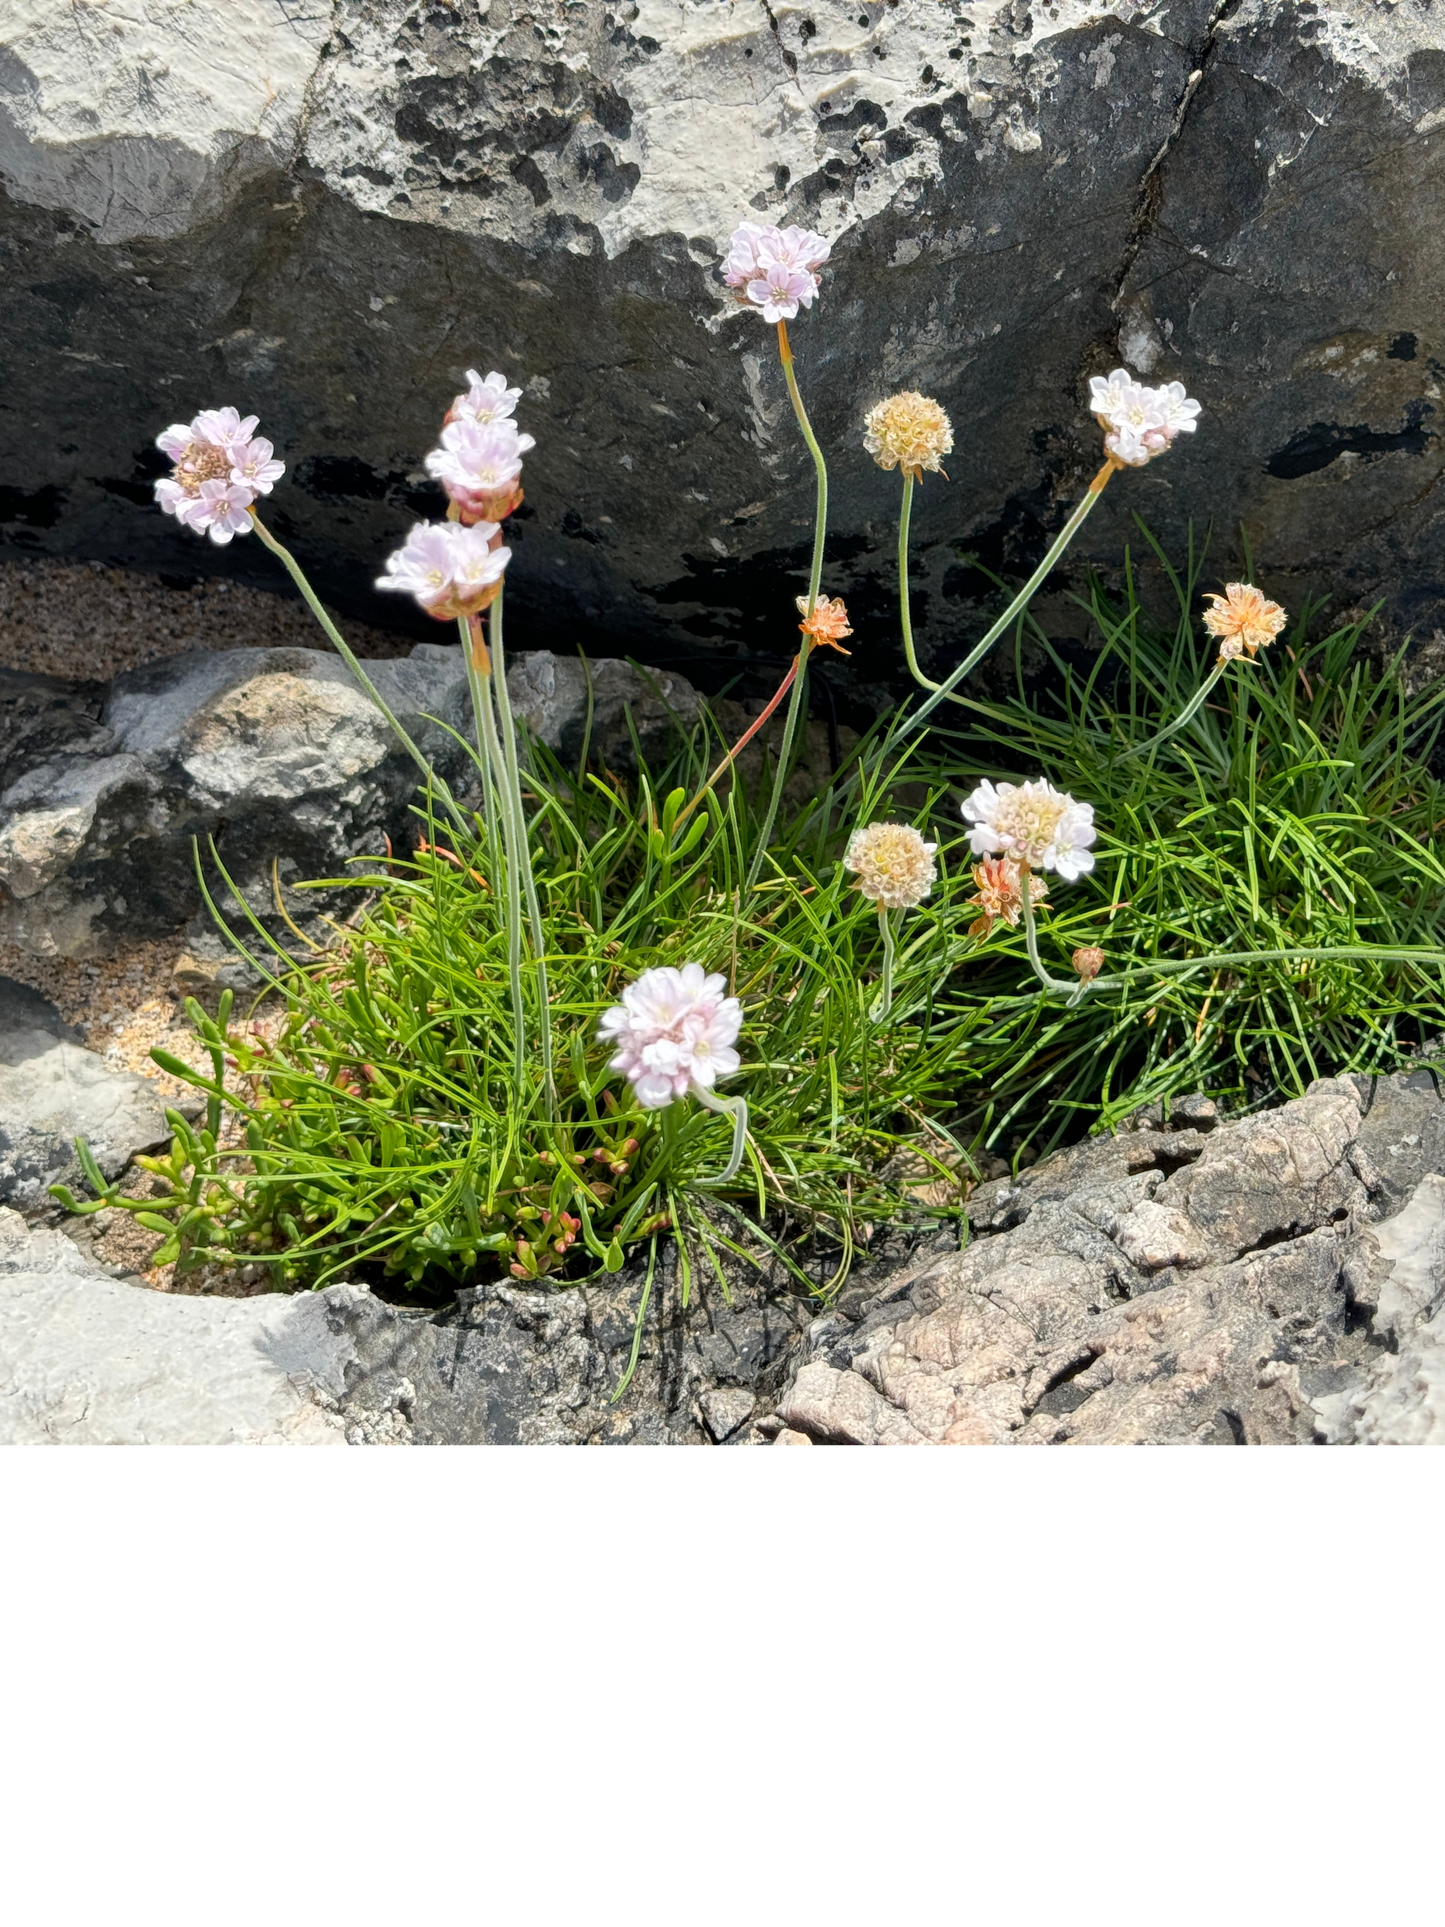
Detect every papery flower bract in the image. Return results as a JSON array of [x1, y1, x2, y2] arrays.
[[229, 436, 285, 495], [797, 593, 852, 652], [1072, 946, 1106, 982], [447, 368, 523, 427], [863, 391, 953, 479], [961, 778, 1097, 880], [1089, 367, 1200, 467], [374, 520, 510, 620], [844, 822, 938, 910], [965, 857, 1048, 938], [597, 963, 742, 1111], [1201, 582, 1287, 663], [426, 418, 532, 524]]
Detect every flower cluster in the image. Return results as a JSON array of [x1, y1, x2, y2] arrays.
[[153, 407, 284, 545], [378, 368, 529, 619], [797, 593, 853, 652], [863, 391, 954, 480], [1202, 582, 1287, 664], [725, 222, 831, 321], [961, 779, 1096, 880], [1088, 368, 1201, 468], [965, 857, 1048, 938], [374, 521, 511, 622], [598, 964, 743, 1111], [844, 823, 938, 910]]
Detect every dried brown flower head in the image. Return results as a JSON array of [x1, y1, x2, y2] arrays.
[[862, 391, 953, 480], [844, 822, 938, 910], [1201, 582, 1286, 665], [1072, 946, 1105, 983], [966, 857, 1048, 938], [796, 593, 853, 652]]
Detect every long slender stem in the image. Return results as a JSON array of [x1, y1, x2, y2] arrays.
[[1020, 872, 1077, 995], [488, 590, 555, 1102], [693, 1087, 749, 1185], [870, 909, 896, 1021], [677, 655, 798, 828], [1123, 660, 1230, 759], [897, 471, 966, 709], [899, 459, 1120, 738], [250, 512, 467, 833], [456, 615, 504, 904], [467, 614, 526, 1086], [748, 317, 828, 887]]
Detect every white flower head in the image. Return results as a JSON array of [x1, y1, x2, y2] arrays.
[[375, 520, 510, 621], [426, 417, 533, 523], [723, 220, 830, 320], [1089, 367, 1200, 466], [960, 778, 1096, 881], [449, 369, 523, 427], [597, 963, 742, 1111]]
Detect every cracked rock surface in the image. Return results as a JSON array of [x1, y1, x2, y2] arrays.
[[0, 1210, 815, 1446], [764, 1069, 1445, 1445], [5, 3, 1445, 675]]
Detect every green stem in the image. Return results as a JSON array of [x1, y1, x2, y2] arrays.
[[471, 611, 526, 1088], [899, 460, 1119, 739], [898, 471, 966, 709], [250, 512, 467, 834], [488, 589, 555, 1103], [748, 317, 828, 888], [870, 909, 896, 1021], [693, 1087, 749, 1185], [456, 616, 505, 911], [1123, 661, 1230, 759], [1020, 877, 1077, 996]]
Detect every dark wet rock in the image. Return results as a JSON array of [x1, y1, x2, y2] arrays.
[[5, 3, 1445, 694]]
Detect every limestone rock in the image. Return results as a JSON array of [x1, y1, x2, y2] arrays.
[[768, 1071, 1445, 1446], [6, 3, 1445, 680], [0, 977, 168, 1208]]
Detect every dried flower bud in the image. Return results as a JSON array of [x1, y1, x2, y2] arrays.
[[1201, 582, 1287, 664], [862, 391, 953, 480], [966, 857, 1048, 938], [844, 822, 938, 910], [1072, 946, 1105, 982], [797, 593, 853, 652]]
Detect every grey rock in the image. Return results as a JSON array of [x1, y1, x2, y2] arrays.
[[0, 641, 707, 957], [6, 3, 1445, 681], [0, 977, 168, 1208], [0, 1199, 814, 1444], [770, 1070, 1445, 1445]]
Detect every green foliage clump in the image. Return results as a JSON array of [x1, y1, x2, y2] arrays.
[[57, 536, 1445, 1301]]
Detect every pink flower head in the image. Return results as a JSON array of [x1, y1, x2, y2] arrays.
[[191, 407, 260, 454], [181, 479, 256, 545], [229, 435, 285, 495], [745, 259, 819, 324], [153, 406, 280, 535], [447, 369, 523, 427], [374, 520, 511, 621], [724, 219, 830, 319], [597, 963, 743, 1111], [425, 418, 533, 524]]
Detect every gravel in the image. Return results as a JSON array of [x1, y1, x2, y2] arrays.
[[0, 557, 411, 684]]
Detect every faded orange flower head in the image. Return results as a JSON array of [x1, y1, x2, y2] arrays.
[[966, 857, 1048, 939], [1201, 582, 1286, 664], [797, 593, 853, 652]]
